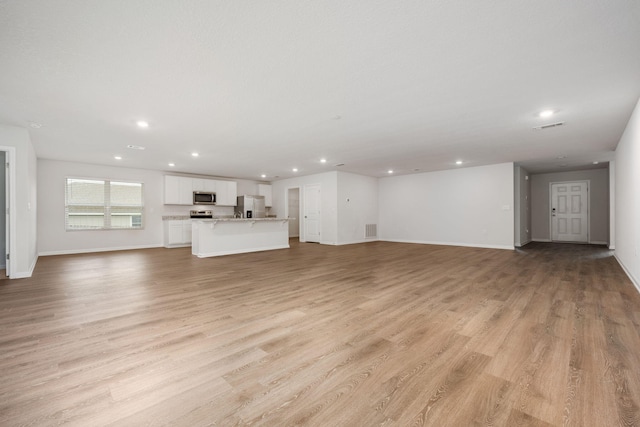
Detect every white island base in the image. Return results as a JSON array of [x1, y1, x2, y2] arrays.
[[191, 218, 289, 258]]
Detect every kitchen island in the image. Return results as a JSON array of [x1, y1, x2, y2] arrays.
[[191, 218, 289, 258]]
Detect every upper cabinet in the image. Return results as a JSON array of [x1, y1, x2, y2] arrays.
[[192, 178, 216, 192], [215, 180, 237, 206], [257, 184, 272, 207], [164, 176, 193, 205], [164, 175, 236, 205]]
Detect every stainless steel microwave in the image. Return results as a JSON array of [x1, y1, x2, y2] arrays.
[[193, 191, 216, 205]]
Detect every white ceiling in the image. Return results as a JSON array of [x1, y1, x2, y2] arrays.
[[1, 1, 639, 180]]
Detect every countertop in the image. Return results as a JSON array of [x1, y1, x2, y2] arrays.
[[162, 215, 190, 220], [163, 216, 283, 221], [193, 217, 287, 222]]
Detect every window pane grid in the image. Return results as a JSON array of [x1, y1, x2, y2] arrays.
[[65, 178, 144, 231]]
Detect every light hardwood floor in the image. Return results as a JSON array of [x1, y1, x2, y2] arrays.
[[1, 240, 640, 426]]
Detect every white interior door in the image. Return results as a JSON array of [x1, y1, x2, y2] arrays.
[[551, 181, 588, 242], [303, 184, 321, 243]]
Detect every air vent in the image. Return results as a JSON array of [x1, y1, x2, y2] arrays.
[[533, 122, 565, 130], [365, 224, 377, 239], [127, 144, 146, 150]]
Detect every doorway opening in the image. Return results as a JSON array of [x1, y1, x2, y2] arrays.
[[287, 187, 300, 241]]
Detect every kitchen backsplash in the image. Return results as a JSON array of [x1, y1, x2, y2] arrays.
[[162, 205, 235, 217]]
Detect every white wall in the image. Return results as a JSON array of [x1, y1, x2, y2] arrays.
[[336, 172, 378, 245], [530, 168, 609, 244], [609, 161, 615, 250], [378, 163, 515, 249], [0, 124, 38, 278], [27, 138, 38, 273], [38, 160, 166, 254], [614, 97, 640, 291], [272, 171, 338, 245], [37, 159, 261, 255]]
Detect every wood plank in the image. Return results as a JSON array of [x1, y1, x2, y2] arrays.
[[0, 241, 639, 426]]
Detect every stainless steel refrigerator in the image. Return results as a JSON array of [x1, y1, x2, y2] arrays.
[[236, 195, 266, 218]]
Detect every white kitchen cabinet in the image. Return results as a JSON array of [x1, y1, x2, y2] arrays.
[[215, 180, 237, 206], [192, 178, 217, 192], [204, 179, 217, 192], [164, 176, 181, 204], [257, 184, 272, 207], [165, 175, 234, 205], [227, 181, 237, 205], [182, 221, 193, 244], [164, 220, 192, 247], [164, 176, 193, 205], [192, 178, 205, 191]]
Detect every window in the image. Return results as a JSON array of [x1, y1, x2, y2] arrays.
[[65, 178, 144, 230]]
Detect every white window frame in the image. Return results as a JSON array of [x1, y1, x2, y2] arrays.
[[65, 177, 145, 231]]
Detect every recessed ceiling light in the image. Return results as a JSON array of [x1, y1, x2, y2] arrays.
[[388, 170, 394, 174], [168, 163, 175, 167], [539, 110, 554, 118], [320, 158, 327, 163], [127, 144, 146, 150], [556, 155, 567, 159], [261, 174, 267, 178], [191, 152, 199, 157], [28, 121, 42, 129], [593, 161, 599, 165], [455, 160, 463, 165], [136, 120, 149, 128], [114, 156, 122, 160], [292, 168, 298, 172]]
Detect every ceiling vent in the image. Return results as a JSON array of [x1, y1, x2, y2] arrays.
[[533, 122, 565, 130]]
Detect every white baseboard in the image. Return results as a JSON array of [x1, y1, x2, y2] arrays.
[[10, 255, 38, 279], [614, 254, 640, 295], [334, 239, 379, 246], [11, 271, 32, 279], [39, 244, 164, 257], [533, 238, 609, 246], [194, 244, 290, 258], [164, 243, 191, 249], [515, 239, 532, 247], [380, 239, 514, 251]]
